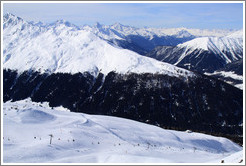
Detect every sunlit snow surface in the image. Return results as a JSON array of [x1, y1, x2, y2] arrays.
[[3, 13, 194, 78], [176, 32, 243, 65], [3, 99, 243, 163]]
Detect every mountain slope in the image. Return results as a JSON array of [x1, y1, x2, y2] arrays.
[[3, 99, 243, 163], [84, 22, 195, 54], [146, 32, 243, 73], [4, 69, 243, 143], [205, 59, 243, 89], [3, 13, 193, 78], [3, 13, 237, 57], [3, 13, 243, 144], [84, 22, 234, 55]]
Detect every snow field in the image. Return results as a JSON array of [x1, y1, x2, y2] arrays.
[[3, 99, 243, 163]]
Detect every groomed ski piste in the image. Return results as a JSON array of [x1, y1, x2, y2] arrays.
[[2, 99, 243, 164]]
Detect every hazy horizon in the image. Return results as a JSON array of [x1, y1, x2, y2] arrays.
[[3, 2, 244, 30]]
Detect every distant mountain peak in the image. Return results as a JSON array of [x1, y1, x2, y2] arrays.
[[28, 21, 46, 27], [175, 29, 193, 38], [110, 22, 134, 31], [112, 22, 123, 26], [50, 19, 76, 28], [95, 22, 103, 28], [111, 22, 124, 28], [55, 19, 67, 24], [3, 13, 24, 25], [4, 12, 18, 19]]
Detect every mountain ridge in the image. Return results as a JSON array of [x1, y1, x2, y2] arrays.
[[4, 13, 240, 55], [146, 32, 243, 73], [3, 13, 195, 78]]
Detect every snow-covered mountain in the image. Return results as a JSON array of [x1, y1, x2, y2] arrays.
[[146, 31, 243, 73], [4, 13, 236, 56], [3, 13, 193, 78], [3, 13, 243, 146], [83, 21, 234, 55], [3, 99, 243, 163], [85, 21, 234, 41], [144, 27, 234, 38], [87, 22, 196, 40]]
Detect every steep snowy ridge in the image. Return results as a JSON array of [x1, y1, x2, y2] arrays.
[[3, 13, 194, 78], [3, 99, 243, 163], [177, 33, 243, 64], [146, 29, 243, 74]]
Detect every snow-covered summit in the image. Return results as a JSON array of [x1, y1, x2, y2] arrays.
[[110, 22, 130, 31], [3, 13, 194, 77], [178, 37, 211, 50], [49, 19, 78, 28], [177, 35, 243, 63], [3, 13, 24, 25], [175, 29, 193, 38], [3, 13, 30, 31]]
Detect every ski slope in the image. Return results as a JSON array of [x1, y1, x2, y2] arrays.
[[3, 99, 243, 163]]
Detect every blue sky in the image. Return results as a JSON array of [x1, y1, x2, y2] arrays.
[[3, 2, 244, 30]]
